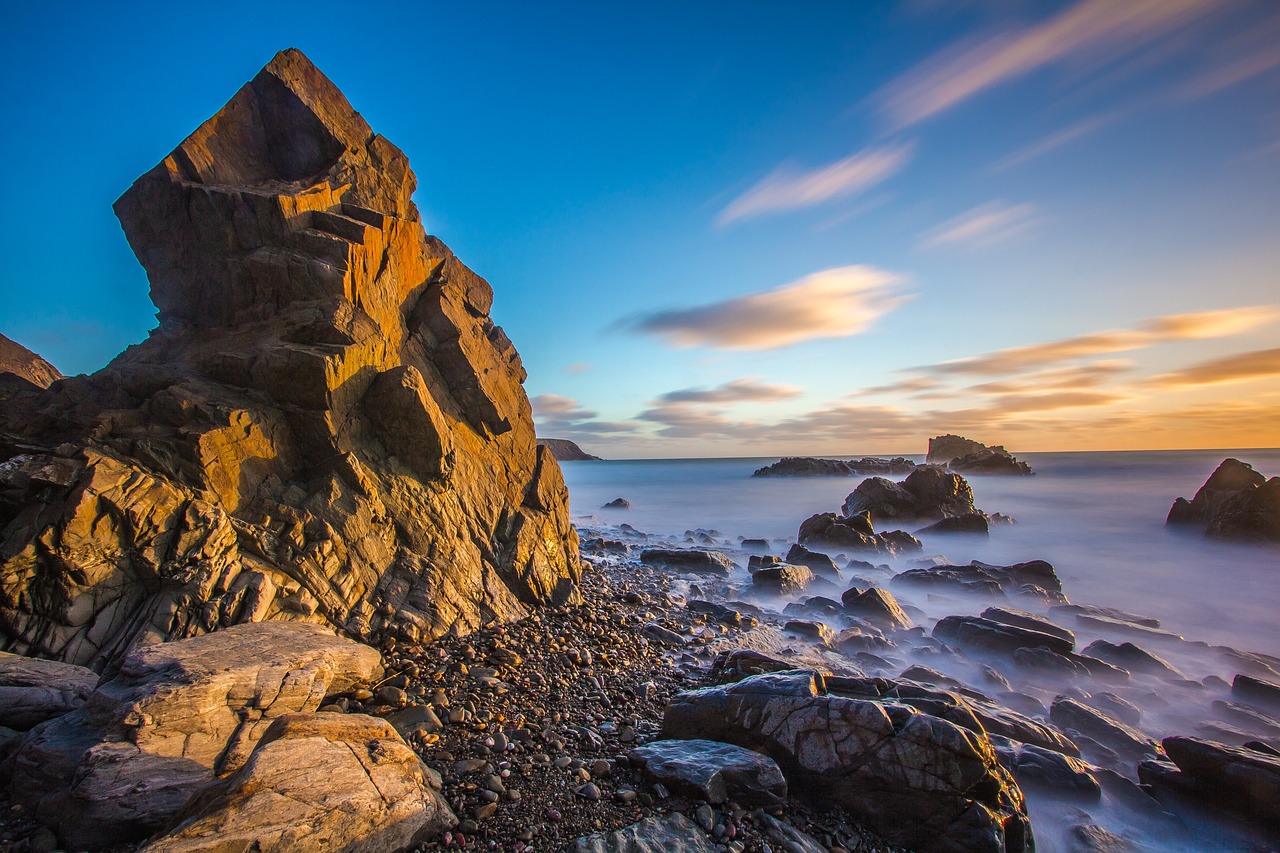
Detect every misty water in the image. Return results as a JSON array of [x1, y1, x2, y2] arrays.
[[563, 449, 1280, 852]]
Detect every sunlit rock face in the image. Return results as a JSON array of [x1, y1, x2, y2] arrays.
[[0, 48, 580, 669]]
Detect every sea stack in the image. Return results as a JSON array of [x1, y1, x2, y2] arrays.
[[0, 49, 581, 669]]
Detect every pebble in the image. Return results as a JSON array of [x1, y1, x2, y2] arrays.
[[576, 782, 602, 800]]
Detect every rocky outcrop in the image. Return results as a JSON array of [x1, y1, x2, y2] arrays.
[[927, 436, 1033, 476], [842, 467, 980, 523], [662, 670, 1033, 853], [141, 712, 455, 853], [840, 587, 912, 630], [1138, 737, 1280, 829], [0, 652, 98, 730], [752, 563, 814, 595], [0, 334, 62, 390], [797, 511, 922, 556], [7, 622, 383, 849], [892, 560, 1065, 602], [1166, 458, 1279, 543], [538, 438, 602, 461], [0, 49, 580, 670], [752, 456, 916, 477]]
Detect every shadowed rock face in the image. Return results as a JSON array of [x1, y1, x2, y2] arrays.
[[0, 48, 580, 669], [0, 334, 62, 390]]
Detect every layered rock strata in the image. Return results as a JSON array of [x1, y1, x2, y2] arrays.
[[0, 49, 580, 669]]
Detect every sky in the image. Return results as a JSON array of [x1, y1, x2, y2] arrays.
[[2, 0, 1278, 458]]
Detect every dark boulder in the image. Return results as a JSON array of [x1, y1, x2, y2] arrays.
[[639, 549, 735, 575], [843, 466, 982, 524], [629, 738, 787, 807], [752, 456, 917, 477], [918, 512, 990, 535], [1166, 458, 1279, 543]]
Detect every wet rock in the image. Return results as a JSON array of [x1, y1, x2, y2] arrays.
[[1013, 647, 1092, 679], [841, 587, 912, 631], [9, 622, 382, 849], [1166, 458, 1280, 543], [565, 811, 717, 853], [687, 599, 756, 629], [662, 670, 1033, 853], [755, 813, 829, 853], [917, 512, 990, 535], [991, 735, 1100, 799], [1085, 693, 1142, 728], [639, 549, 735, 575], [1140, 736, 1280, 829], [935, 615, 1074, 657], [893, 560, 1063, 600], [1049, 697, 1163, 764], [842, 466, 981, 524], [1081, 640, 1182, 679], [629, 738, 787, 806], [1232, 673, 1280, 713], [753, 456, 917, 477], [0, 652, 98, 730], [783, 620, 835, 645], [1048, 604, 1159, 629], [0, 49, 581, 670], [706, 649, 794, 684], [1067, 824, 1134, 853], [981, 607, 1075, 647], [602, 498, 631, 510], [784, 543, 842, 580], [141, 713, 455, 852], [752, 563, 814, 595], [797, 512, 922, 556], [948, 449, 1034, 477]]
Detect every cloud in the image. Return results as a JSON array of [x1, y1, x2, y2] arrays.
[[1180, 15, 1280, 99], [564, 362, 591, 374], [1151, 347, 1280, 388], [717, 142, 914, 224], [659, 378, 803, 404], [623, 265, 910, 350], [530, 394, 596, 421], [875, 0, 1218, 128], [921, 200, 1038, 248], [991, 115, 1112, 171], [921, 306, 1279, 377]]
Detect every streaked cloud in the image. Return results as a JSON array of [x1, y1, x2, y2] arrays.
[[992, 115, 1112, 171], [876, 0, 1218, 129], [623, 265, 910, 350], [1152, 347, 1280, 388], [717, 142, 914, 224], [531, 393, 642, 441], [922, 306, 1279, 377], [659, 378, 803, 404], [530, 394, 596, 422], [1180, 16, 1280, 99], [921, 200, 1038, 249]]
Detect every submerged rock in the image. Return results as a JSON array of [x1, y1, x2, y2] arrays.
[[0, 49, 580, 669], [1166, 458, 1280, 543]]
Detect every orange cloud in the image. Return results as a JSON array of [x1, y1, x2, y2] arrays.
[[1152, 347, 1280, 388], [624, 265, 910, 350]]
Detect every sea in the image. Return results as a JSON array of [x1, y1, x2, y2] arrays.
[[562, 449, 1280, 851], [563, 449, 1280, 659]]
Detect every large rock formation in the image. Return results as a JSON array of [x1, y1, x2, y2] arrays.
[[1166, 458, 1279, 543], [0, 49, 581, 669], [752, 456, 916, 477], [926, 435, 1033, 476], [537, 438, 602, 461], [842, 466, 980, 523], [0, 334, 62, 390]]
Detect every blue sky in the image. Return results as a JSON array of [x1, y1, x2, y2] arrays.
[[3, 0, 1278, 457]]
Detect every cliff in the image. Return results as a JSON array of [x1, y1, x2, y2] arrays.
[[0, 334, 62, 390], [0, 49, 580, 669], [538, 438, 603, 461]]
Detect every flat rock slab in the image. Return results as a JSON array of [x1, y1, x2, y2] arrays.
[[9, 622, 383, 850], [566, 811, 717, 853], [639, 549, 735, 575], [0, 652, 98, 730], [629, 738, 787, 807], [141, 712, 455, 852]]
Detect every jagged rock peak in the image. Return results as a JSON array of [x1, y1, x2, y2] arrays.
[[0, 49, 581, 669], [0, 334, 62, 389]]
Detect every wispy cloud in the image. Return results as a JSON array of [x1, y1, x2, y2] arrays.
[[1180, 15, 1280, 99], [921, 200, 1038, 248], [564, 362, 591, 374], [622, 265, 910, 350], [875, 0, 1219, 129], [659, 378, 802, 404], [717, 142, 914, 224], [921, 306, 1280, 377], [992, 115, 1112, 171], [531, 393, 642, 440], [531, 394, 596, 422], [1152, 347, 1280, 388]]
